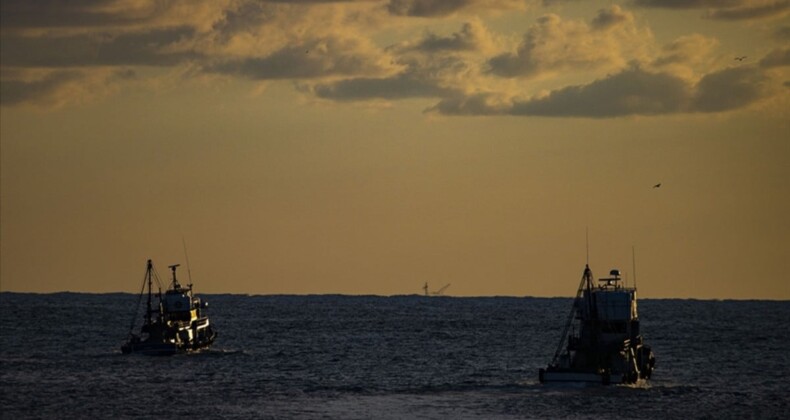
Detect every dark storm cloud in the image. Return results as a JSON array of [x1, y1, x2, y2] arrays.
[[0, 27, 199, 68], [430, 66, 772, 117]]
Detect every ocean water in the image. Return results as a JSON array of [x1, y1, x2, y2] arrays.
[[1, 293, 788, 419]]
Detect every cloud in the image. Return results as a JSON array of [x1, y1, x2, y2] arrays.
[[508, 67, 691, 117], [385, 0, 526, 17], [0, 0, 152, 32], [691, 66, 769, 111], [0, 68, 134, 107], [1, 0, 394, 105], [0, 71, 82, 106], [209, 36, 392, 80], [306, 20, 501, 102], [309, 72, 458, 101], [590, 5, 632, 30], [387, 0, 472, 17], [486, 7, 647, 79], [773, 25, 790, 41], [650, 34, 720, 79], [652, 34, 719, 67], [307, 49, 475, 100], [632, 0, 790, 21], [632, 0, 743, 7], [759, 47, 790, 68], [391, 20, 496, 54], [0, 0, 233, 35], [0, 0, 784, 117], [704, 1, 790, 20], [0, 27, 200, 68], [424, 92, 515, 115], [429, 65, 773, 117]]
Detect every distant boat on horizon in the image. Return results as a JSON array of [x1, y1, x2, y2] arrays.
[[422, 282, 451, 296]]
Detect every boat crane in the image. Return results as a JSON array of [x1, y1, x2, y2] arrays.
[[423, 282, 451, 296]]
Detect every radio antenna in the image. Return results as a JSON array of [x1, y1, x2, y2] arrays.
[[182, 236, 193, 286], [585, 227, 590, 265], [632, 246, 638, 290]]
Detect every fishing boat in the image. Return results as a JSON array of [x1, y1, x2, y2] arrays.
[[121, 259, 217, 355], [539, 264, 655, 385]]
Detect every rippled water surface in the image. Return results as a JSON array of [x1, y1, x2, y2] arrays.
[[1, 293, 788, 419]]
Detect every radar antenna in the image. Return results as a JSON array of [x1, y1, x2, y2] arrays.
[[169, 264, 181, 288]]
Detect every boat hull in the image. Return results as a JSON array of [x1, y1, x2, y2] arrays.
[[121, 341, 180, 356], [121, 329, 216, 356], [538, 368, 634, 385], [538, 264, 655, 386], [122, 259, 218, 356]]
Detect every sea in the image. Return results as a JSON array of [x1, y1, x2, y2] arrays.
[[1, 293, 788, 419]]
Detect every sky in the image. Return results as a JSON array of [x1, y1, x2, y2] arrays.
[[1, 0, 788, 299]]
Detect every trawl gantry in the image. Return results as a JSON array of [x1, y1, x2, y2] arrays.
[[539, 264, 655, 385], [122, 259, 217, 355]]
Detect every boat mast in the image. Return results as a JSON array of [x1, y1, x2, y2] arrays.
[[145, 259, 153, 327]]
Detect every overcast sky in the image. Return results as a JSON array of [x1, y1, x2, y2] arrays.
[[1, 0, 788, 298]]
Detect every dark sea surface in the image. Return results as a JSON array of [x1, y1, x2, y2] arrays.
[[1, 293, 788, 419]]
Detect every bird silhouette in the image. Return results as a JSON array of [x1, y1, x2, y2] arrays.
[[734, 56, 747, 61], [653, 183, 661, 188]]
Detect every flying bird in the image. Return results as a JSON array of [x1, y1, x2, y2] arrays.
[[734, 56, 747, 61], [653, 183, 662, 188]]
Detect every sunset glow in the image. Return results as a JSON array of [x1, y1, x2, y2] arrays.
[[2, 1, 788, 298]]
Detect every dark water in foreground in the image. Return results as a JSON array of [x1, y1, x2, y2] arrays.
[[1, 293, 788, 419]]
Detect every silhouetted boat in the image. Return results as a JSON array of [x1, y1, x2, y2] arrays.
[[121, 259, 216, 355], [539, 264, 655, 385]]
